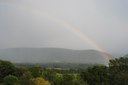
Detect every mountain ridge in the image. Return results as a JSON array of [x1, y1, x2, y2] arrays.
[[0, 48, 112, 64]]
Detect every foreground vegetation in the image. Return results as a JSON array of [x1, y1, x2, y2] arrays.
[[0, 56, 128, 85]]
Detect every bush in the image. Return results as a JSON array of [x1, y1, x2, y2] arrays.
[[30, 77, 51, 85], [0, 60, 16, 82], [3, 75, 19, 85]]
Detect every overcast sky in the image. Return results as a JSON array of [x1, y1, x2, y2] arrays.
[[0, 0, 128, 55]]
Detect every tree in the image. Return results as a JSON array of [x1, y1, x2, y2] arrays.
[[60, 74, 87, 85], [43, 71, 61, 85], [61, 74, 74, 85], [14, 67, 29, 78], [109, 57, 128, 72], [80, 65, 109, 85], [29, 66, 42, 77], [20, 71, 32, 85], [0, 60, 16, 82], [30, 77, 51, 85], [109, 57, 128, 85], [3, 75, 19, 85]]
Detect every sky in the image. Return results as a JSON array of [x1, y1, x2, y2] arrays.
[[0, 0, 128, 55]]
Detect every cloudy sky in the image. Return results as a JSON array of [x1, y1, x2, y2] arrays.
[[0, 0, 128, 55]]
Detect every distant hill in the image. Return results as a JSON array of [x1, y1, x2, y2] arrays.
[[123, 54, 128, 58], [0, 48, 112, 64]]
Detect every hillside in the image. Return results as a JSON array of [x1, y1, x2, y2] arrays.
[[0, 48, 111, 64]]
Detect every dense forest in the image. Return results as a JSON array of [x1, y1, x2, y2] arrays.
[[0, 56, 128, 85]]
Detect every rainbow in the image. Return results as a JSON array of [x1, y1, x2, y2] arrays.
[[19, 6, 112, 61]]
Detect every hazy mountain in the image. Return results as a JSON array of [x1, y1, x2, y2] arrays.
[[123, 54, 128, 58], [0, 48, 112, 64]]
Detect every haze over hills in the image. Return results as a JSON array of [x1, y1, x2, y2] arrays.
[[0, 48, 112, 64]]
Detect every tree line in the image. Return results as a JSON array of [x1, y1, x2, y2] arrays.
[[0, 56, 128, 85]]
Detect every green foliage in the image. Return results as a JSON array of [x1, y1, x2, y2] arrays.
[[3, 75, 19, 85], [29, 66, 42, 77], [80, 57, 128, 85], [30, 77, 51, 85], [60, 74, 87, 85], [61, 74, 74, 85], [80, 65, 109, 85], [0, 60, 16, 82], [109, 57, 128, 72], [20, 71, 32, 85], [14, 67, 29, 77], [43, 71, 60, 85], [1, 57, 128, 85], [109, 57, 128, 85]]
